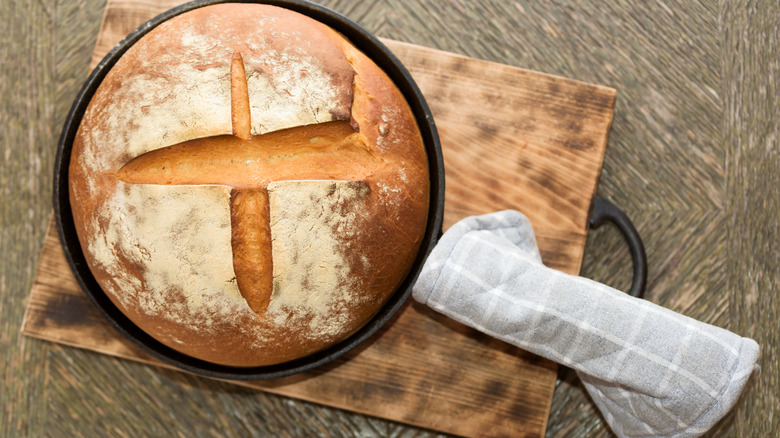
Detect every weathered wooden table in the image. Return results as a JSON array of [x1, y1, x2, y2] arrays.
[[3, 0, 778, 436]]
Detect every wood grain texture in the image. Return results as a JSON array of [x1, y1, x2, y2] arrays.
[[722, 1, 780, 436], [1, 0, 107, 437], [388, 41, 615, 272], [4, 0, 778, 436], [19, 0, 622, 435]]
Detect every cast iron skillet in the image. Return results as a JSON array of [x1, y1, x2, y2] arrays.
[[53, 0, 645, 380]]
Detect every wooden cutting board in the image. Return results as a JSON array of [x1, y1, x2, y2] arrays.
[[22, 1, 617, 437]]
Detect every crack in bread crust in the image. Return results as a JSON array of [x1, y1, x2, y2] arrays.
[[111, 52, 382, 315], [230, 188, 273, 314]]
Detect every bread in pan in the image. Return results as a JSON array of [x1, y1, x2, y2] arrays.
[[68, 3, 429, 367]]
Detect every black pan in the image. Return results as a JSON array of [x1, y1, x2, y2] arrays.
[[53, 0, 644, 380]]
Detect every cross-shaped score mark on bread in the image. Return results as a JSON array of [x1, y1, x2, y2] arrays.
[[114, 52, 383, 315]]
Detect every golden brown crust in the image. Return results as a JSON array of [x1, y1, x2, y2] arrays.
[[68, 3, 428, 367], [230, 51, 252, 140], [230, 188, 273, 314]]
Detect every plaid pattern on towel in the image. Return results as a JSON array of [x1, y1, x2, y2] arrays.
[[413, 210, 759, 438]]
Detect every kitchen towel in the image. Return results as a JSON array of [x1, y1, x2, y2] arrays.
[[413, 210, 759, 438]]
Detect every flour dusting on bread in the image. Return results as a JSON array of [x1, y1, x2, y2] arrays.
[[267, 180, 371, 338], [89, 184, 244, 328]]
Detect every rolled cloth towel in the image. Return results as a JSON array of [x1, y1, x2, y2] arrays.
[[413, 210, 759, 438]]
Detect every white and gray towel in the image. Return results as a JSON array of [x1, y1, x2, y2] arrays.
[[412, 210, 759, 438]]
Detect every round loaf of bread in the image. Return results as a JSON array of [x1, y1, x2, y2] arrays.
[[68, 3, 430, 367]]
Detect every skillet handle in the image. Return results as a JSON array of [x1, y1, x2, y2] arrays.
[[588, 196, 647, 299]]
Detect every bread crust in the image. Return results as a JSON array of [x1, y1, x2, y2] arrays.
[[68, 4, 429, 367]]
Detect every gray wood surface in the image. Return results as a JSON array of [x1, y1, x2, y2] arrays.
[[2, 0, 777, 437]]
